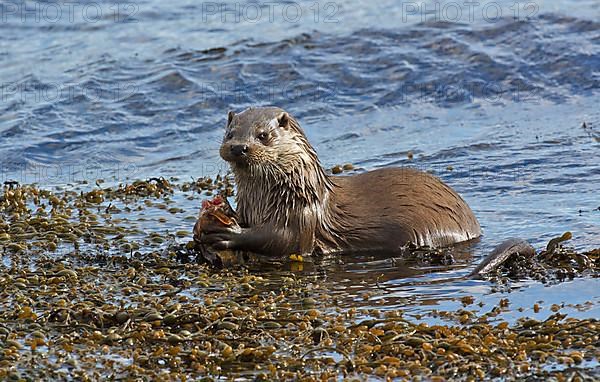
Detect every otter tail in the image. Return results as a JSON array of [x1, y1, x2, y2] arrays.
[[468, 238, 535, 278]]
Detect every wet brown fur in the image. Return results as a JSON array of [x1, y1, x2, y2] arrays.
[[219, 107, 482, 256]]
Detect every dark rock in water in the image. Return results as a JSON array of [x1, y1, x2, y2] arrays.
[[195, 242, 249, 268]]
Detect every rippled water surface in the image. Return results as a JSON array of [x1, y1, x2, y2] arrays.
[[1, 0, 599, 319]]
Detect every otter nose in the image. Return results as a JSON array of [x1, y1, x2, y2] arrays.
[[231, 144, 249, 157]]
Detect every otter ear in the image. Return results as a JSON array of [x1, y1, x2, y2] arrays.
[[276, 112, 290, 129], [227, 110, 235, 127]]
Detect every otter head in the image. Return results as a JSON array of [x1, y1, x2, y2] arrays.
[[220, 107, 334, 230], [220, 107, 319, 177]]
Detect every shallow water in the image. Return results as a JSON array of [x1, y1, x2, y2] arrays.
[[1, 0, 599, 321]]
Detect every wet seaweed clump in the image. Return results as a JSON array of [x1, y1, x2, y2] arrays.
[[113, 177, 174, 198], [180, 174, 235, 197], [490, 233, 599, 284], [399, 243, 456, 266]]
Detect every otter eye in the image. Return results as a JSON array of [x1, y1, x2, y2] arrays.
[[257, 132, 269, 142], [225, 131, 234, 140]]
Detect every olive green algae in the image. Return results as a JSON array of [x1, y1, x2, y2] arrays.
[[0, 179, 598, 381]]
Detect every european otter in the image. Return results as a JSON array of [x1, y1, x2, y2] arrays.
[[200, 107, 483, 257]]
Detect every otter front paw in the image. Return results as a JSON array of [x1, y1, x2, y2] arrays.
[[199, 229, 241, 251]]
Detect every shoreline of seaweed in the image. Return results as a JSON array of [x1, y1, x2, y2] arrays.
[[1, 178, 598, 380]]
